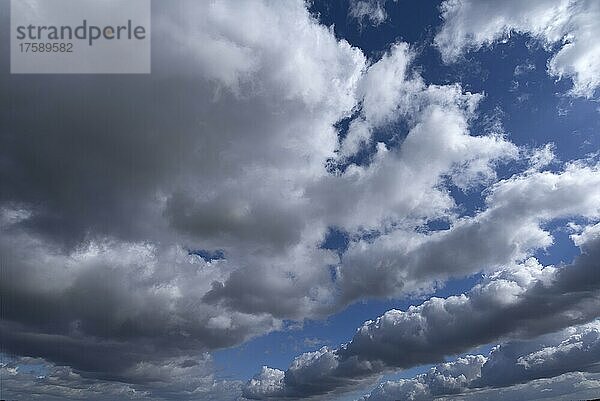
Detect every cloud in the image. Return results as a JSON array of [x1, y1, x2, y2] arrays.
[[336, 160, 600, 304], [360, 320, 600, 401], [0, 354, 241, 401], [201, 42, 520, 315], [0, 232, 282, 380], [513, 62, 536, 77], [451, 372, 600, 401], [0, 0, 364, 392], [348, 0, 389, 27], [244, 225, 600, 398], [477, 323, 600, 388], [2, 4, 529, 367], [243, 367, 286, 400], [359, 355, 487, 401], [435, 0, 600, 97], [2, 0, 600, 399]]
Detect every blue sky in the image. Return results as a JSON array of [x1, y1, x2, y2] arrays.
[[2, 1, 600, 400]]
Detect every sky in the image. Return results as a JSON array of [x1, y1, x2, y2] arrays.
[[1, 0, 600, 400]]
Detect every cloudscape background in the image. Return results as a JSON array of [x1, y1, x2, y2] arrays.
[[1, 0, 600, 400]]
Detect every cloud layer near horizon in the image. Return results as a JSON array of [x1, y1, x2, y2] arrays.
[[359, 318, 600, 401]]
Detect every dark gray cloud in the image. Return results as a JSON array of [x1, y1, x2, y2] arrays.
[[475, 323, 600, 389], [0, 354, 241, 401], [0, 232, 280, 381], [360, 355, 487, 401], [1, 0, 364, 393], [360, 320, 600, 401]]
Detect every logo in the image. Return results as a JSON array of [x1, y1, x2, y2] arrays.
[[11, 0, 151, 74]]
